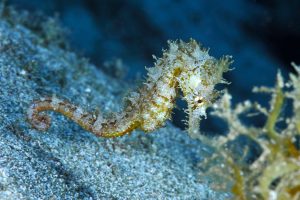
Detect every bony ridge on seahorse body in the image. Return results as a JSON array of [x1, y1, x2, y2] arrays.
[[28, 39, 232, 138]]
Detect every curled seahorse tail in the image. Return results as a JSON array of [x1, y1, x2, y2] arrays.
[[27, 96, 95, 132], [27, 98, 53, 131], [27, 96, 139, 138]]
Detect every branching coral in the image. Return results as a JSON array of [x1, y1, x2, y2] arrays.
[[28, 39, 231, 138], [199, 64, 300, 199]]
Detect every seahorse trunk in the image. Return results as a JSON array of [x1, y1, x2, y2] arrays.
[[139, 68, 179, 131]]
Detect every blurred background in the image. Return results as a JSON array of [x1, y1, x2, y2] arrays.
[[7, 0, 300, 133]]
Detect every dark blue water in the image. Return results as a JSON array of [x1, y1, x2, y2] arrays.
[[8, 0, 300, 132]]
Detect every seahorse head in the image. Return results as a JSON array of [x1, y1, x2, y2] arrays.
[[167, 39, 232, 137]]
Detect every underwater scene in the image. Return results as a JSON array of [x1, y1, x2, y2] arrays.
[[1, 0, 300, 199]]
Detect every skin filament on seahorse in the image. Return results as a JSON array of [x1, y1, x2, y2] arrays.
[[28, 39, 231, 138]]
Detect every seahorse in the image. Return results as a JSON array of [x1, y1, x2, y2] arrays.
[[28, 39, 231, 138]]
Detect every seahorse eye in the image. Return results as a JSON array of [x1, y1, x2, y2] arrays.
[[194, 96, 204, 105]]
